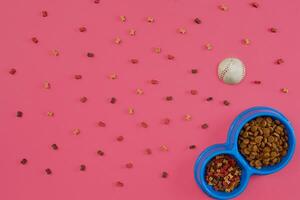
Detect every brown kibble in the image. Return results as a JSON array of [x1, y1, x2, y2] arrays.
[[281, 88, 289, 93], [136, 88, 144, 95], [269, 27, 278, 33], [41, 10, 48, 17], [154, 47, 161, 54], [116, 181, 124, 187], [45, 168, 52, 175], [160, 145, 169, 152], [9, 68, 17, 75], [206, 97, 213, 101], [147, 16, 154, 23], [32, 37, 39, 43], [184, 114, 192, 121], [165, 96, 173, 101], [167, 54, 175, 60], [79, 27, 87, 32], [80, 164, 86, 171], [109, 73, 118, 80], [223, 100, 230, 106], [204, 43, 213, 50], [116, 136, 124, 142], [178, 27, 187, 34], [110, 97, 117, 104], [16, 111, 23, 118], [145, 148, 152, 155], [43, 81, 51, 89], [190, 89, 198, 95], [131, 59, 139, 64], [162, 118, 170, 125], [201, 123, 209, 129], [218, 4, 229, 11], [87, 52, 94, 57], [125, 162, 133, 169], [140, 122, 148, 128], [80, 96, 88, 103], [51, 49, 59, 56], [161, 171, 168, 178], [74, 74, 82, 79], [97, 150, 104, 156], [129, 29, 136, 36], [114, 37, 122, 44], [73, 128, 81, 135], [120, 15, 126, 22], [189, 145, 196, 149], [128, 107, 134, 115], [242, 38, 251, 45], [150, 79, 159, 85], [20, 158, 28, 165], [275, 58, 284, 65], [250, 2, 259, 8], [194, 18, 202, 24], [191, 69, 198, 74], [98, 121, 106, 127], [47, 111, 54, 117], [51, 144, 58, 150]]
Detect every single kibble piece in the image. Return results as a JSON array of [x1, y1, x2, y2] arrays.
[[275, 58, 284, 65], [41, 10, 48, 17], [73, 128, 81, 135], [206, 154, 242, 192], [147, 16, 154, 23], [51, 144, 58, 150], [51, 50, 59, 56], [80, 164, 86, 171], [45, 168, 52, 175], [191, 69, 198, 74], [281, 88, 289, 93], [150, 79, 159, 84], [94, 0, 100, 4], [160, 145, 169, 152], [128, 107, 134, 115], [223, 100, 230, 106], [116, 136, 124, 142], [125, 162, 133, 169], [194, 18, 202, 24], [269, 27, 278, 33], [206, 97, 213, 101], [154, 47, 161, 53], [87, 52, 94, 57], [136, 88, 144, 95], [145, 148, 152, 155], [201, 123, 209, 129], [109, 73, 118, 80], [98, 121, 106, 127], [140, 122, 148, 128], [79, 27, 87, 32], [20, 158, 28, 165], [129, 29, 136, 36], [9, 68, 17, 75], [161, 171, 169, 178], [131, 59, 139, 64], [97, 150, 104, 156], [178, 27, 187, 34], [114, 37, 122, 44], [43, 81, 51, 89], [116, 181, 124, 187], [184, 114, 192, 121], [32, 37, 39, 43], [238, 117, 289, 169], [205, 43, 213, 50], [190, 90, 198, 95], [253, 80, 262, 84], [189, 145, 196, 149], [162, 118, 170, 125], [110, 97, 116, 104], [16, 111, 23, 118], [74, 74, 82, 79], [165, 96, 173, 101], [120, 15, 126, 22], [218, 4, 229, 11], [167, 54, 175, 60], [80, 96, 88, 103], [250, 2, 259, 8], [47, 111, 54, 117], [242, 38, 251, 45]]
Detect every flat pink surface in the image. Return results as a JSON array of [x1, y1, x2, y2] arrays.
[[0, 0, 299, 199]]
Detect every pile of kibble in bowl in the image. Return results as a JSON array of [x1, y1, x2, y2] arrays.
[[205, 154, 242, 192], [238, 117, 289, 169]]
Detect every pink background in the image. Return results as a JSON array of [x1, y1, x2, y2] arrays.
[[0, 0, 299, 199]]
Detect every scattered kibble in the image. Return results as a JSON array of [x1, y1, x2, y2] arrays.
[[253, 80, 262, 84], [281, 88, 289, 93], [250, 2, 259, 8], [80, 164, 86, 171], [194, 18, 202, 24], [97, 150, 104, 156], [218, 4, 229, 11], [223, 100, 230, 106], [51, 49, 60, 56], [109, 73, 118, 80], [79, 27, 87, 32], [116, 181, 124, 187], [184, 114, 192, 121], [128, 107, 135, 115], [114, 37, 122, 44], [120, 15, 126, 22], [162, 118, 170, 125], [242, 38, 251, 45], [125, 162, 133, 169], [51, 144, 58, 150], [9, 68, 16, 75], [160, 145, 169, 152], [116, 136, 124, 142], [275, 58, 284, 65], [140, 122, 148, 128], [167, 54, 175, 60], [189, 145, 196, 149], [161, 171, 169, 178], [32, 37, 39, 43], [178, 27, 187, 34], [150, 79, 159, 85], [20, 158, 28, 165], [145, 148, 152, 155], [154, 47, 161, 54], [206, 154, 242, 192], [206, 97, 213, 101], [45, 168, 52, 175], [165, 96, 173, 101], [131, 59, 139, 64], [147, 16, 154, 23], [43, 81, 51, 89], [87, 52, 94, 57], [204, 43, 213, 50], [238, 117, 289, 169], [201, 123, 209, 129], [190, 90, 198, 95], [136, 88, 144, 95], [41, 10, 48, 17], [110, 97, 117, 104], [73, 128, 81, 135], [98, 121, 106, 127], [16, 111, 23, 118], [191, 69, 198, 74], [129, 29, 136, 36], [74, 74, 82, 80], [94, 0, 100, 4], [80, 96, 88, 103], [269, 27, 278, 33], [47, 111, 54, 117]]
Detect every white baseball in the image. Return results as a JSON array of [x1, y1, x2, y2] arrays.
[[218, 58, 246, 85]]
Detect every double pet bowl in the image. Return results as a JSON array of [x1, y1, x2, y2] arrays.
[[194, 106, 296, 199]]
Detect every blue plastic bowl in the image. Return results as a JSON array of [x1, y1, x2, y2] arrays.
[[194, 106, 296, 199]]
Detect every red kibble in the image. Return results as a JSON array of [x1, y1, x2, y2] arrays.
[[16, 111, 23, 118], [167, 54, 175, 60], [98, 121, 106, 127], [74, 74, 82, 79], [45, 168, 52, 175], [41, 10, 48, 17], [32, 37, 39, 43], [223, 100, 230, 106], [191, 69, 198, 74], [20, 158, 28, 165], [9, 68, 16, 75], [165, 96, 173, 101], [145, 148, 152, 155], [162, 118, 170, 125], [80, 164, 86, 171], [87, 52, 94, 57], [97, 150, 104, 156], [201, 123, 209, 129], [161, 171, 169, 178], [51, 144, 58, 150], [194, 18, 202, 24], [275, 58, 284, 65], [189, 145, 197, 149], [94, 0, 100, 3], [150, 79, 159, 85], [250, 2, 259, 8], [116, 136, 124, 142], [116, 181, 124, 187], [110, 97, 116, 104], [190, 90, 198, 95], [80, 96, 88, 103], [269, 27, 278, 33], [125, 162, 133, 169], [253, 80, 262, 84], [206, 97, 213, 101], [79, 27, 87, 32], [140, 122, 148, 128], [130, 59, 139, 64]]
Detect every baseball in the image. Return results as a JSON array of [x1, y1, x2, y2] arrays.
[[218, 58, 246, 85]]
